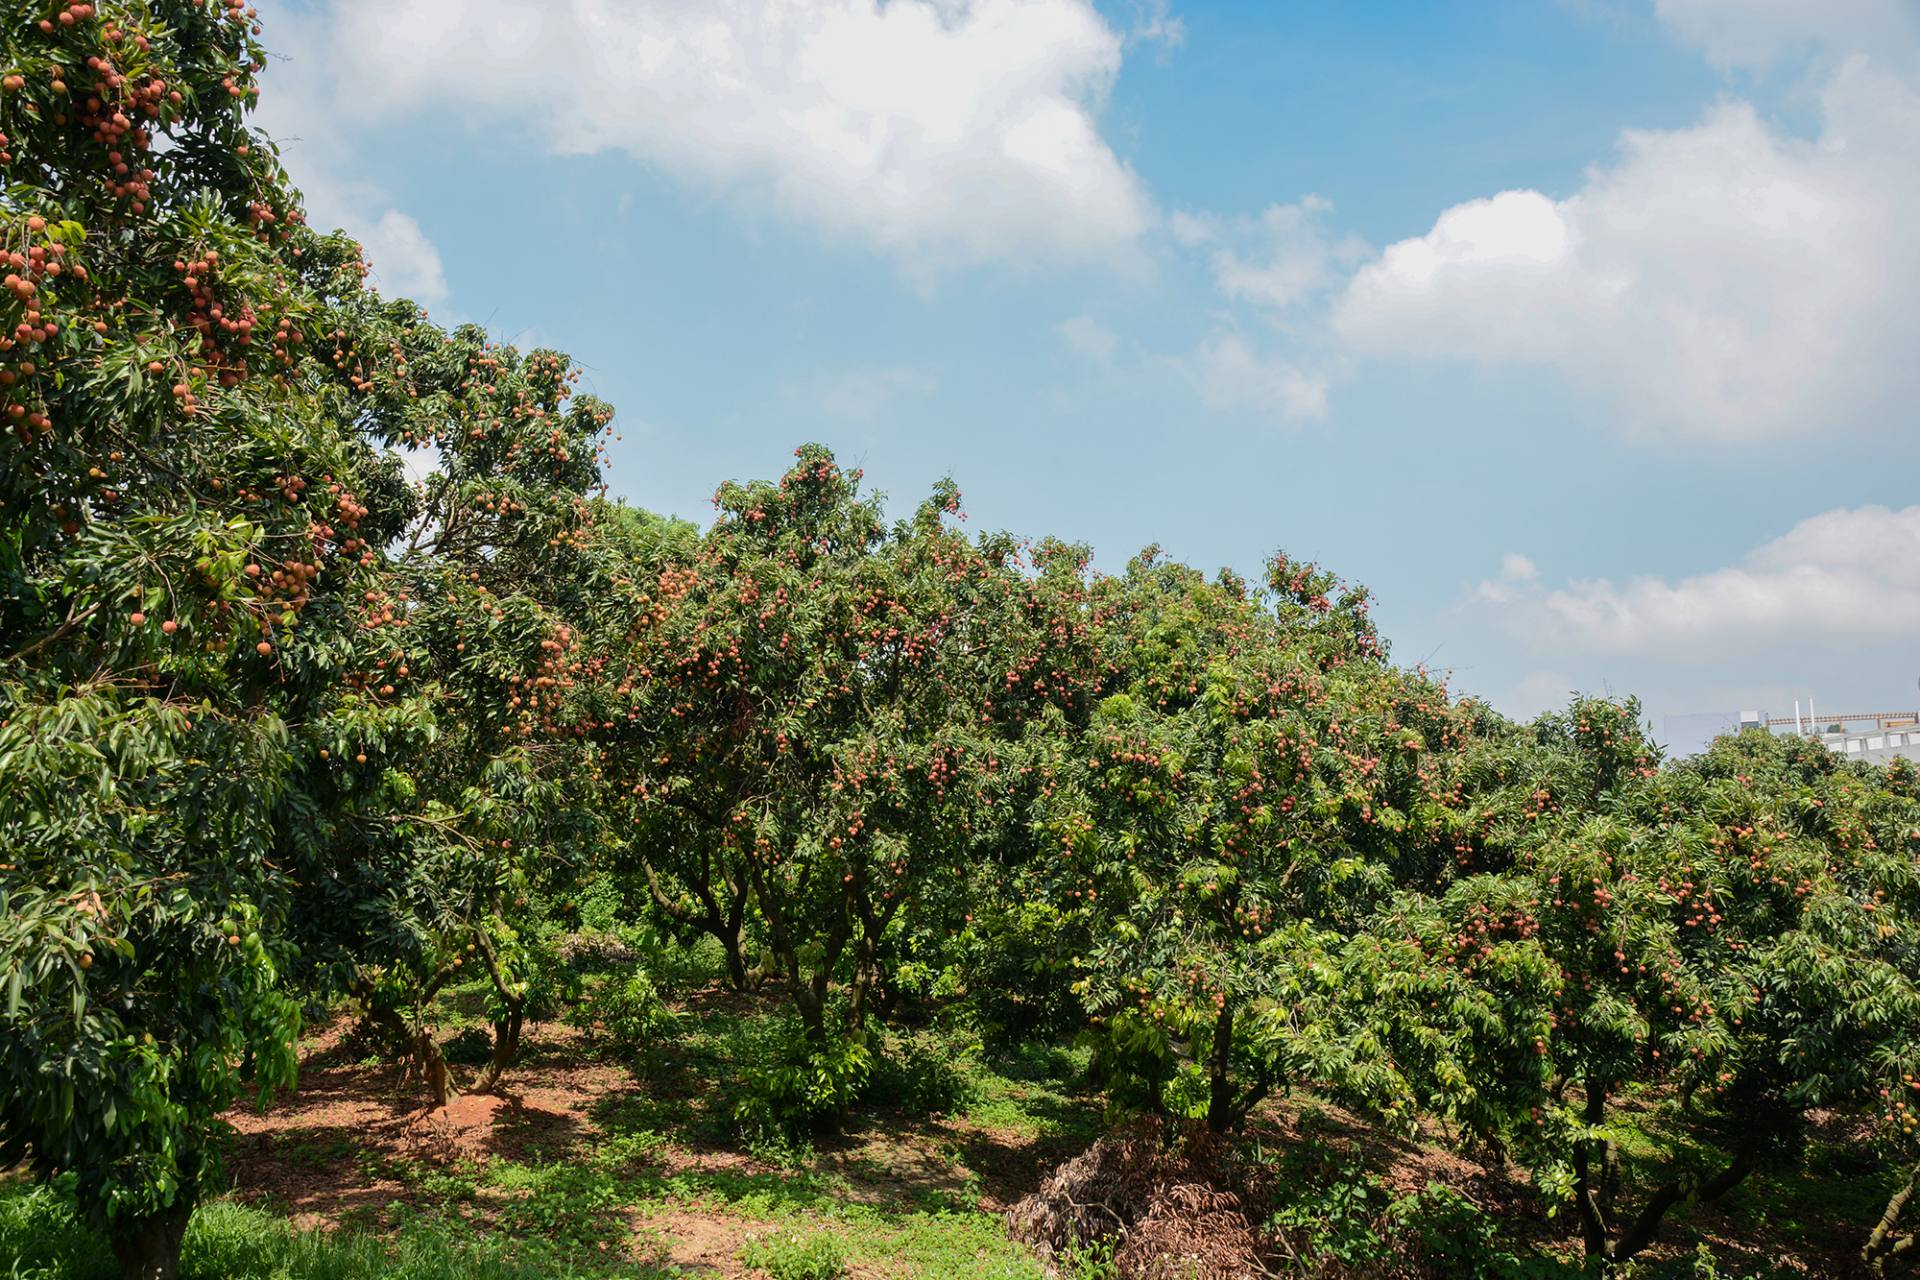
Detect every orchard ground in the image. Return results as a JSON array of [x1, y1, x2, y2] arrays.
[[1, 941, 1894, 1280]]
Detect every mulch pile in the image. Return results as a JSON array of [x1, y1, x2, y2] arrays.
[[1006, 1119, 1274, 1280]]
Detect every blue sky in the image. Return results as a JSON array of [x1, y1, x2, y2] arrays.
[[257, 0, 1920, 749]]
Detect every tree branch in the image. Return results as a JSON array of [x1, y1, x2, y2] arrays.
[[639, 856, 700, 926], [1610, 1153, 1753, 1264], [1865, 1164, 1920, 1276]]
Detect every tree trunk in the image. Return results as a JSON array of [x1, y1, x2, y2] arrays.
[[699, 878, 754, 994], [1569, 1067, 1753, 1269], [1206, 1002, 1237, 1133], [368, 1004, 459, 1107], [795, 970, 830, 1044], [1574, 1076, 1611, 1263], [1601, 1132, 1622, 1222], [470, 930, 526, 1095], [1609, 1154, 1752, 1263], [849, 935, 880, 1027], [110, 1201, 191, 1280], [721, 928, 751, 992], [724, 888, 754, 991], [470, 1007, 524, 1096], [413, 1023, 457, 1108], [643, 854, 751, 991]]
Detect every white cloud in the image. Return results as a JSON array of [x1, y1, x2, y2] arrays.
[[353, 209, 450, 306], [818, 365, 937, 422], [1057, 314, 1118, 361], [1474, 505, 1920, 656], [253, 3, 450, 305], [287, 170, 449, 306], [1160, 196, 1357, 426], [305, 0, 1152, 274], [1177, 196, 1370, 310], [1484, 668, 1580, 721], [1653, 0, 1920, 72], [1472, 553, 1541, 605], [1333, 55, 1920, 442], [1123, 0, 1185, 50], [1183, 332, 1328, 422], [1167, 209, 1214, 247]]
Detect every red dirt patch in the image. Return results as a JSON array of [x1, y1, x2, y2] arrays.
[[222, 1013, 630, 1229], [406, 1093, 513, 1163], [632, 1205, 762, 1276]]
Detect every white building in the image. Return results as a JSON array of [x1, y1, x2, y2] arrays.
[[1817, 724, 1920, 766], [1664, 707, 1920, 763]]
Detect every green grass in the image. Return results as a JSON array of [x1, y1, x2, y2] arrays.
[[350, 1115, 1047, 1280], [584, 1001, 787, 1145], [13, 1016, 1880, 1280], [872, 1027, 1099, 1143], [29, 961, 1799, 1280], [0, 939, 1099, 1280], [737, 1227, 847, 1280], [0, 1181, 675, 1280], [282, 1005, 1069, 1280]]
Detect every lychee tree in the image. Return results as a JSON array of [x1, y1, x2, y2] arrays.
[[0, 1, 425, 1275], [280, 319, 630, 1105], [0, 0, 636, 1270], [606, 446, 1019, 1062], [1047, 551, 1496, 1132], [1444, 701, 1920, 1266], [1683, 743, 1920, 1275], [1426, 699, 1760, 1265]]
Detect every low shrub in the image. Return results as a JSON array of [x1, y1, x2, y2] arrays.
[[571, 969, 674, 1058], [733, 1019, 874, 1142], [737, 1227, 848, 1280], [866, 1029, 979, 1117]]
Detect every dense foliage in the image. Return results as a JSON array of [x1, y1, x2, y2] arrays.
[[0, 0, 621, 1272], [1, 3, 397, 1274], [6, 4, 1920, 1279]]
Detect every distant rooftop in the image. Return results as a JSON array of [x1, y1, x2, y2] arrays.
[[1663, 707, 1920, 763]]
